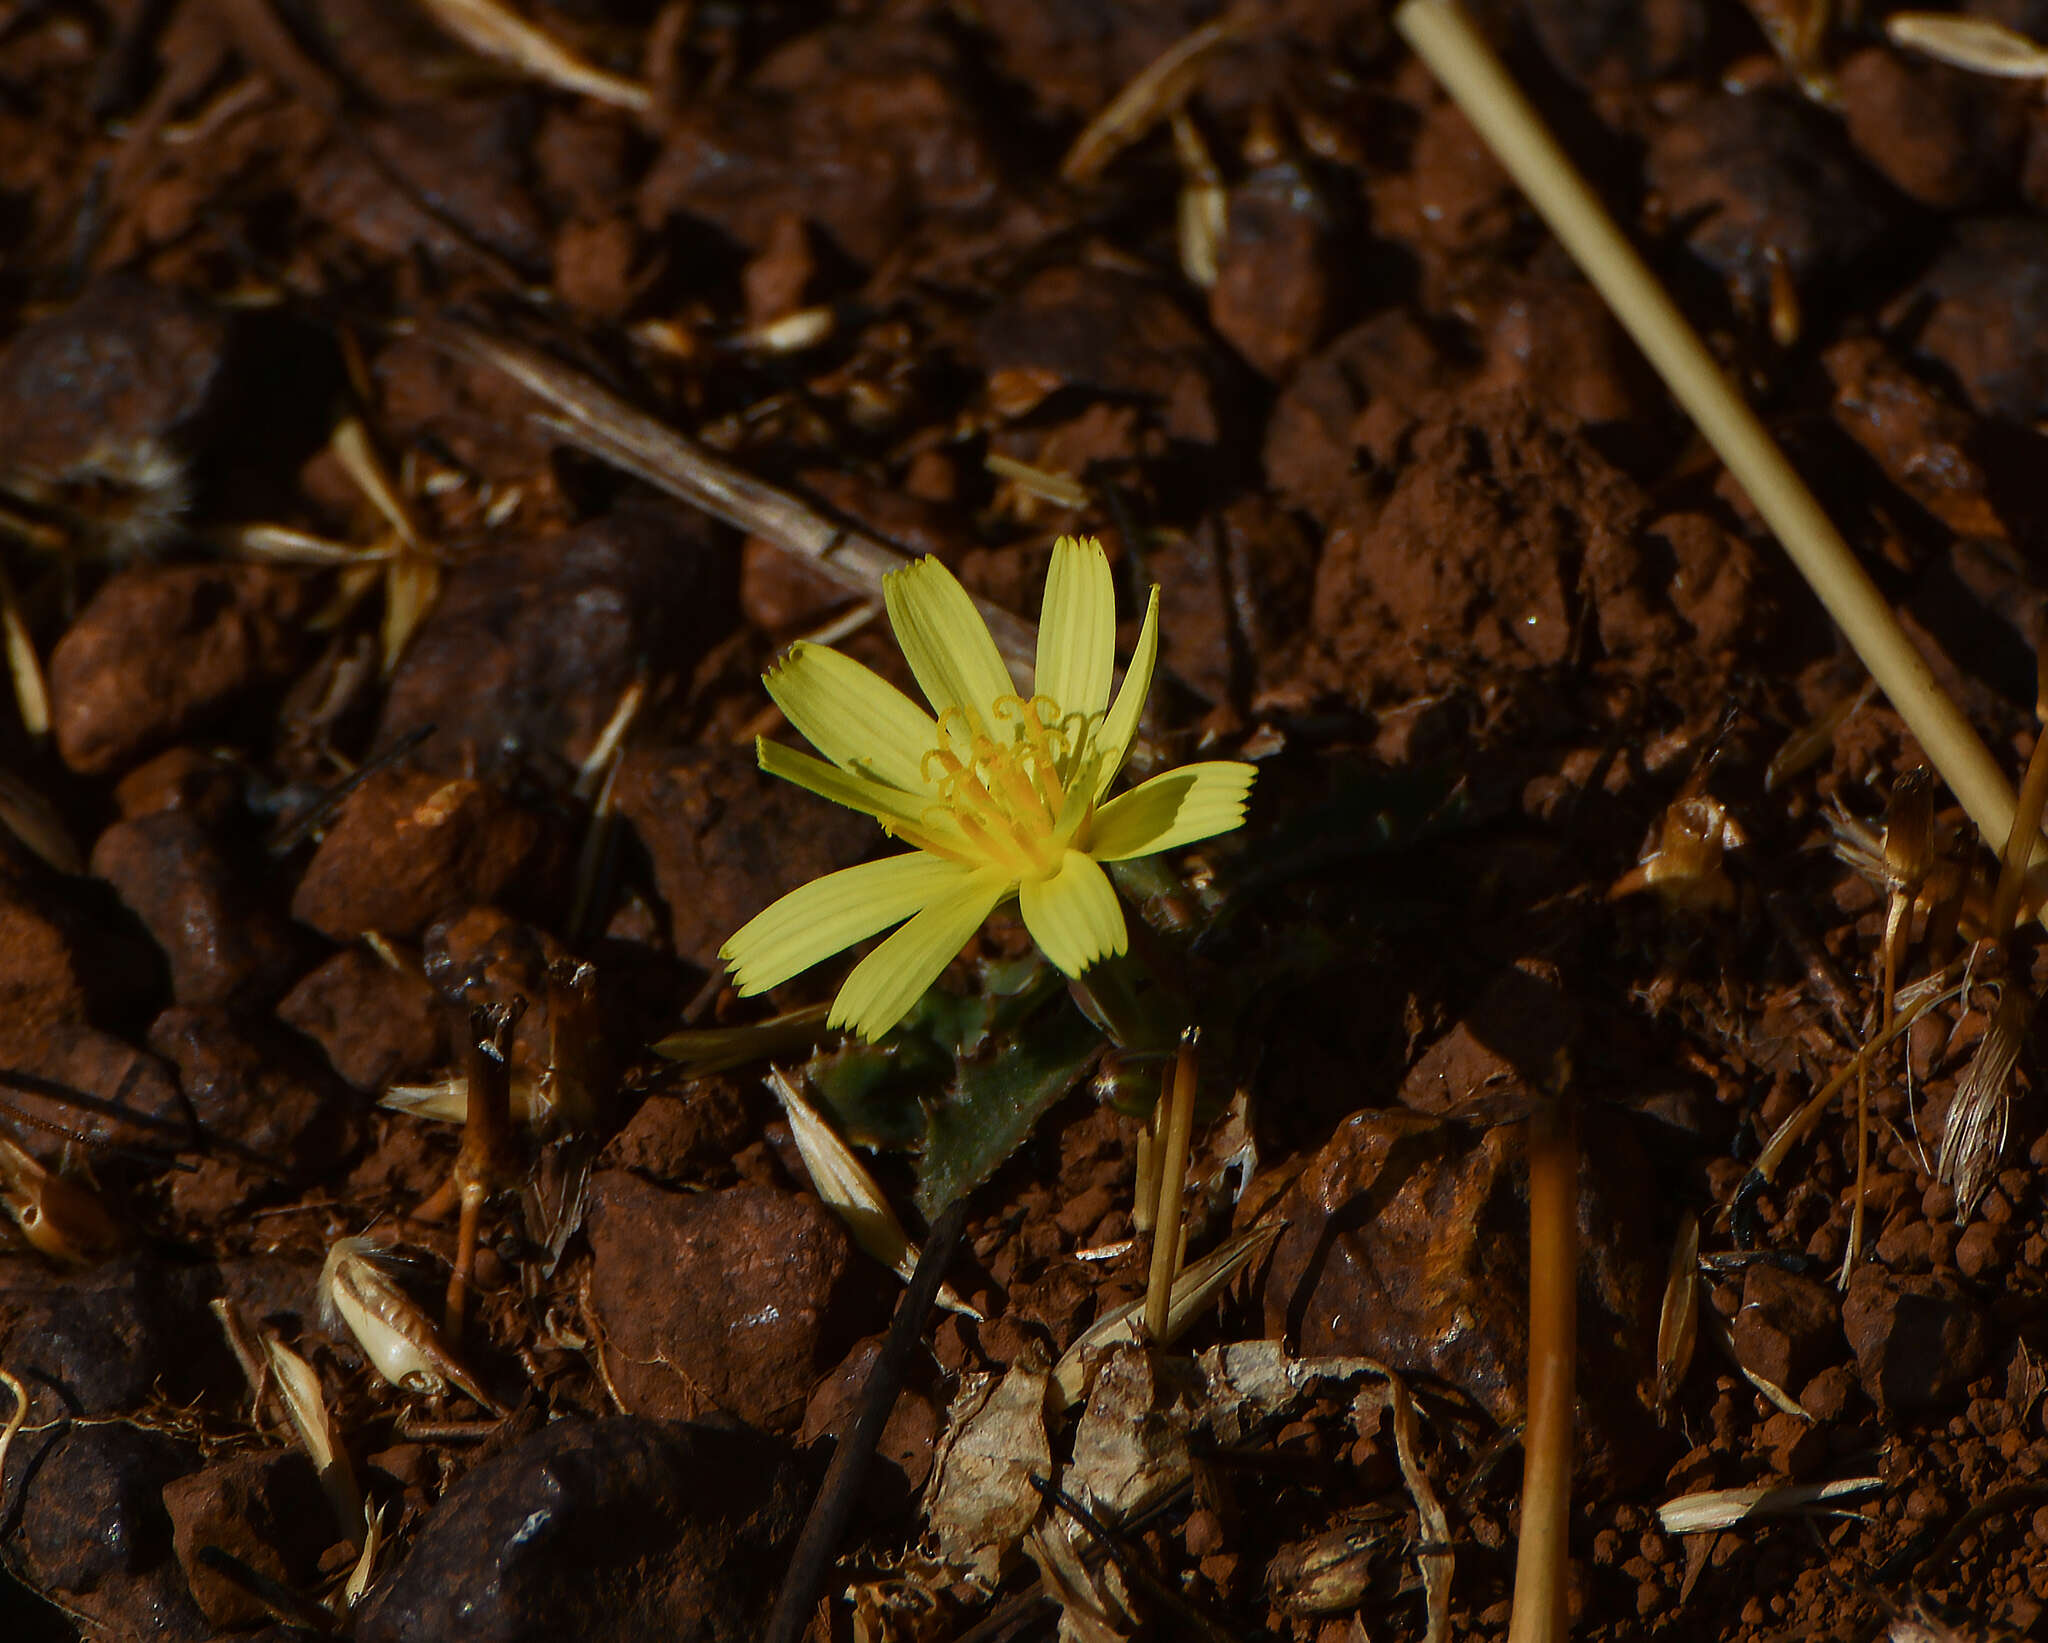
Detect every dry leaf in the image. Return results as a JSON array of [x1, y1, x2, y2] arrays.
[[923, 1349, 1054, 1587], [261, 1332, 366, 1544], [320, 1237, 501, 1412], [767, 1068, 981, 1319], [1052, 1220, 1283, 1409], [1061, 17, 1241, 183], [1657, 1475, 1883, 1532], [1886, 11, 2048, 77], [1655, 1208, 1701, 1412]]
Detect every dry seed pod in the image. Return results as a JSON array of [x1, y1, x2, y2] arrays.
[[0, 1133, 125, 1265], [1653, 1209, 1700, 1414], [261, 1332, 366, 1544], [1609, 794, 1746, 914], [319, 1238, 501, 1412]]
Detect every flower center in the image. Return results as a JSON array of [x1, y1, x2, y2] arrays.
[[917, 694, 1087, 879]]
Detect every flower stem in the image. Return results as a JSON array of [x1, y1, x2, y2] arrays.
[[1510, 1088, 1578, 1643]]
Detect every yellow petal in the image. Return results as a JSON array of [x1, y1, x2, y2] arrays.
[[721, 852, 980, 994], [765, 642, 939, 794], [882, 557, 1015, 740], [1088, 761, 1256, 861], [1091, 586, 1159, 800], [1018, 850, 1128, 976], [1035, 536, 1116, 721], [829, 866, 1010, 1040], [758, 737, 953, 845]]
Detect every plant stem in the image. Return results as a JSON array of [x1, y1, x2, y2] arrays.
[[763, 1195, 970, 1643], [1143, 1033, 1199, 1341], [1393, 0, 2045, 912], [1510, 1092, 1578, 1643]]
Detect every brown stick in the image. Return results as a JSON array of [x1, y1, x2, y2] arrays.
[[444, 1002, 521, 1339], [1509, 1091, 1578, 1643]]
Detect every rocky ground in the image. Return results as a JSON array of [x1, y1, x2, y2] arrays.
[[4, 0, 2048, 1639]]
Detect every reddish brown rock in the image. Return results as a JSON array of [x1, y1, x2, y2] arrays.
[[1823, 338, 2001, 539], [277, 946, 446, 1093], [290, 767, 557, 942], [1256, 1107, 1662, 1487], [1838, 46, 2029, 211], [1397, 960, 1577, 1116], [163, 1451, 338, 1628], [1841, 1267, 1990, 1412], [802, 1332, 942, 1495], [601, 1083, 753, 1189], [1646, 89, 1902, 314], [1902, 217, 2048, 424], [553, 214, 641, 321], [1209, 163, 1334, 381], [1465, 274, 1660, 429], [112, 747, 245, 825], [969, 264, 1229, 445], [0, 1023, 187, 1166], [613, 745, 875, 972], [147, 1007, 362, 1181], [0, 274, 228, 559], [92, 811, 305, 1007], [1524, 0, 1707, 89], [51, 563, 312, 776], [301, 98, 549, 276], [1262, 311, 1455, 524], [639, 22, 999, 268], [1730, 1263, 1841, 1392], [355, 1418, 801, 1643], [585, 1172, 863, 1428], [9, 1424, 207, 1641], [376, 510, 730, 782], [1308, 397, 1665, 703]]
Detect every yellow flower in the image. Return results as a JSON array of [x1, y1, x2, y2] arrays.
[[720, 535, 1256, 1041]]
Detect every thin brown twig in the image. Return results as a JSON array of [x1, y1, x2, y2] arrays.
[[438, 325, 1040, 683]]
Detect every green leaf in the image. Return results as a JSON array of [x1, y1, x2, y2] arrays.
[[915, 995, 1103, 1218]]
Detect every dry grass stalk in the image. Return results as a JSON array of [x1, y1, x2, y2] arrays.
[[445, 326, 1039, 683], [1051, 1221, 1284, 1409], [1060, 16, 1241, 184], [1387, 1374, 1453, 1643], [1392, 0, 2048, 920], [412, 0, 652, 111], [445, 1002, 522, 1337], [0, 768, 81, 874], [1936, 983, 2030, 1220], [0, 1368, 25, 1484], [1766, 677, 1876, 790], [984, 452, 1089, 510], [1988, 628, 2048, 940], [1143, 1033, 1200, 1341], [0, 559, 48, 738], [1752, 981, 1961, 1185], [1508, 1089, 1576, 1643], [1172, 110, 1226, 288]]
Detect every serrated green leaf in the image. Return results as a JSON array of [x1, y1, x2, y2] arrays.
[[916, 997, 1104, 1218]]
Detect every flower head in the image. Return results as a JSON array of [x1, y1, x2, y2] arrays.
[[720, 535, 1255, 1040]]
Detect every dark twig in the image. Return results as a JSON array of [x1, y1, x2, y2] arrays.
[[763, 1195, 970, 1643]]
